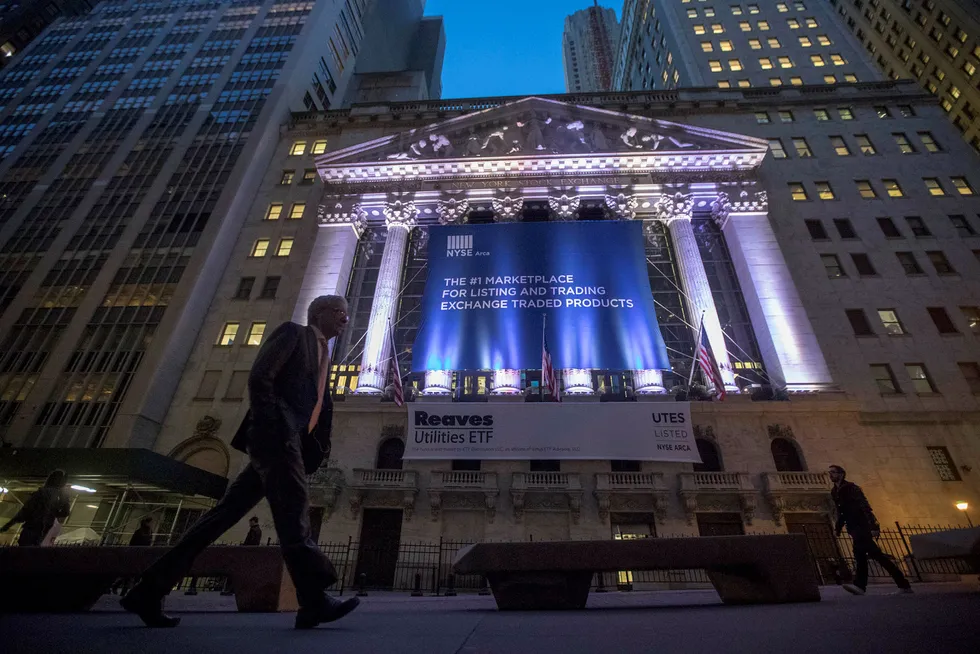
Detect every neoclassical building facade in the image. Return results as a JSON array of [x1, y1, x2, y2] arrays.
[[155, 82, 980, 571]]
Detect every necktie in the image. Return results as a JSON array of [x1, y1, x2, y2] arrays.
[[308, 334, 330, 433]]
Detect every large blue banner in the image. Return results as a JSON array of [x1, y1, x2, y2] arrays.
[[410, 221, 670, 372]]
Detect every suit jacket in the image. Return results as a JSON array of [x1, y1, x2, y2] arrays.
[[832, 480, 879, 535], [231, 321, 334, 474]]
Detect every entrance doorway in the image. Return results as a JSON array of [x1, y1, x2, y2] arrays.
[[354, 509, 403, 589], [610, 512, 657, 590], [784, 513, 844, 584]]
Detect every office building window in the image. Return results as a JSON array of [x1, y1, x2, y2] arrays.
[[835, 219, 857, 239], [951, 177, 974, 195], [838, 106, 854, 120], [260, 276, 280, 300], [290, 141, 307, 156], [276, 238, 294, 257], [301, 170, 317, 185], [737, 79, 751, 88], [877, 217, 901, 238], [729, 59, 743, 71], [225, 371, 249, 401], [928, 307, 958, 333], [905, 364, 937, 393], [800, 36, 812, 47], [790, 182, 808, 200], [755, 111, 771, 123], [311, 140, 328, 155], [279, 170, 294, 185], [960, 306, 980, 333], [233, 277, 254, 300], [883, 179, 904, 197], [927, 251, 955, 275], [749, 38, 762, 49], [815, 182, 835, 200], [710, 60, 723, 72], [720, 41, 734, 51], [950, 215, 975, 236], [814, 108, 830, 121], [906, 216, 931, 237], [918, 132, 941, 152], [818, 35, 832, 46], [793, 137, 812, 157], [805, 17, 817, 27], [856, 180, 877, 199], [846, 309, 873, 336], [265, 204, 283, 221], [196, 371, 221, 400], [831, 136, 851, 155], [712, 23, 725, 33], [855, 134, 876, 154], [718, 80, 732, 88], [702, 41, 714, 52], [896, 252, 923, 274], [823, 74, 837, 84], [289, 203, 306, 219], [893, 134, 915, 153], [927, 446, 961, 481], [769, 138, 787, 158], [778, 56, 793, 68], [770, 77, 783, 86], [851, 253, 876, 276], [805, 219, 828, 239], [870, 364, 900, 393], [217, 323, 239, 346], [878, 310, 906, 335], [924, 178, 946, 196], [958, 363, 980, 393], [245, 322, 266, 347], [251, 239, 270, 257], [821, 254, 844, 277], [831, 54, 847, 66], [810, 54, 825, 66], [739, 21, 751, 31], [875, 106, 891, 118]]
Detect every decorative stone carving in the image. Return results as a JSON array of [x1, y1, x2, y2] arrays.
[[710, 192, 732, 228], [194, 416, 221, 439], [317, 202, 368, 235], [768, 424, 794, 441], [604, 193, 638, 219], [383, 199, 418, 229], [512, 491, 525, 521], [309, 468, 345, 518], [693, 425, 715, 441], [436, 197, 470, 224], [491, 195, 523, 221], [654, 191, 694, 223], [730, 189, 768, 214], [548, 194, 581, 220]]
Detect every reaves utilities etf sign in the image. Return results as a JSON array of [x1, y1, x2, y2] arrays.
[[404, 402, 700, 462], [411, 221, 671, 371]]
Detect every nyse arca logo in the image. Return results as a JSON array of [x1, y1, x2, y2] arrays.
[[446, 234, 489, 257]]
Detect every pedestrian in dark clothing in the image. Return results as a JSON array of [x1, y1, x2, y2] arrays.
[[130, 517, 154, 546], [829, 465, 912, 595], [0, 470, 71, 546], [122, 295, 358, 629], [243, 516, 262, 546]]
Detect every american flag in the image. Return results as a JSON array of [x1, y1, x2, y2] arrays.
[[695, 316, 726, 401], [542, 315, 560, 402], [388, 319, 404, 407]]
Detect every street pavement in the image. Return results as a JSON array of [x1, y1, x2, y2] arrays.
[[1, 583, 977, 654]]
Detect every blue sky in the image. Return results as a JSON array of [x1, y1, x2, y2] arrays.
[[424, 0, 620, 99]]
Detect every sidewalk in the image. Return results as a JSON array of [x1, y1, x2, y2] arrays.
[[3, 583, 978, 654]]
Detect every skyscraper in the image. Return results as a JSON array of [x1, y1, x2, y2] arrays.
[[0, 0, 443, 532], [826, 0, 980, 151], [563, 2, 620, 92], [0, 0, 98, 70], [614, 0, 878, 91]]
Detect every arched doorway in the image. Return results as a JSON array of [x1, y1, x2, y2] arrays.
[[375, 438, 405, 470], [692, 439, 723, 472], [771, 438, 805, 472]]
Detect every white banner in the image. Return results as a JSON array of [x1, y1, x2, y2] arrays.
[[403, 401, 699, 462]]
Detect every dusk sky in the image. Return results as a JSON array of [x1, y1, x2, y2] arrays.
[[424, 0, 621, 100]]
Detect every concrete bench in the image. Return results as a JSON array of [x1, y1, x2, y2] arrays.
[[452, 535, 820, 610], [0, 546, 298, 613]]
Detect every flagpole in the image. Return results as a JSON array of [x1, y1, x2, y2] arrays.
[[687, 311, 705, 388]]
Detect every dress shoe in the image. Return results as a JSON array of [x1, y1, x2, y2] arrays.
[[121, 587, 181, 628], [842, 584, 866, 596], [294, 595, 360, 629]]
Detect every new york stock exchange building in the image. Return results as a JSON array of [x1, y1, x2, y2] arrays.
[[158, 82, 979, 589]]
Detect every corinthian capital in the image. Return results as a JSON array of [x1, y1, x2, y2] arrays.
[[710, 192, 732, 227], [548, 194, 580, 220], [436, 197, 470, 225], [491, 195, 523, 222], [655, 191, 693, 223], [383, 199, 418, 229], [604, 193, 638, 220]]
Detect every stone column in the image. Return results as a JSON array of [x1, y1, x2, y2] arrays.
[[354, 200, 417, 394], [658, 192, 737, 391]]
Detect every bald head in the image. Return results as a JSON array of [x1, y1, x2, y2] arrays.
[[308, 295, 349, 339]]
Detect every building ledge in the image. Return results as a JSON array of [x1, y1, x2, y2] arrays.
[[349, 469, 419, 520], [428, 471, 499, 522], [594, 472, 670, 524], [678, 472, 757, 525], [511, 472, 584, 523]]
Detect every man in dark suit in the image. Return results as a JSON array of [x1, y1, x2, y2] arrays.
[[122, 295, 359, 629]]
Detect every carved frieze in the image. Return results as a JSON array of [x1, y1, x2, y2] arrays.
[[548, 194, 581, 220], [604, 193, 638, 220], [491, 195, 524, 221], [654, 191, 694, 223], [435, 197, 470, 225]]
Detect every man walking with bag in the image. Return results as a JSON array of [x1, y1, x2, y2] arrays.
[[122, 295, 359, 629], [829, 465, 912, 595]]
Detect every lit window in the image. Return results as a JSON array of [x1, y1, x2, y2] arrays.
[[878, 310, 906, 335], [748, 4, 760, 13], [870, 364, 900, 394], [779, 110, 794, 122], [289, 203, 306, 219], [906, 364, 937, 393], [759, 57, 773, 69], [705, 8, 716, 17], [770, 77, 783, 86], [823, 74, 837, 84], [276, 238, 294, 257], [720, 40, 734, 51], [718, 80, 732, 88], [712, 23, 724, 33], [919, 132, 941, 152], [290, 141, 307, 156], [710, 60, 723, 72], [729, 59, 743, 71], [856, 134, 876, 155], [279, 170, 294, 185], [805, 17, 818, 27], [301, 170, 316, 185], [893, 134, 915, 154], [838, 106, 854, 120], [739, 21, 751, 31], [821, 254, 844, 277], [789, 182, 808, 201], [962, 306, 980, 333], [875, 106, 892, 119], [883, 179, 904, 198], [758, 20, 770, 30], [778, 56, 793, 68], [831, 53, 846, 66], [856, 180, 877, 199], [788, 18, 800, 29], [924, 178, 946, 196], [731, 6, 743, 15], [951, 177, 975, 196], [963, 61, 977, 78], [688, 8, 698, 18], [755, 112, 771, 124], [768, 37, 781, 48], [265, 203, 283, 220], [245, 322, 266, 346], [799, 36, 812, 47], [769, 138, 788, 159], [793, 137, 812, 157], [737, 79, 751, 88], [311, 140, 328, 155], [950, 85, 962, 100], [792, 76, 805, 85], [814, 108, 830, 121], [816, 181, 835, 200], [701, 41, 714, 52], [811, 54, 825, 66], [830, 136, 851, 156], [694, 25, 707, 35], [818, 35, 831, 45], [928, 446, 961, 481], [843, 73, 858, 83], [749, 38, 762, 49], [251, 239, 270, 257], [777, 2, 789, 11], [217, 323, 239, 346]]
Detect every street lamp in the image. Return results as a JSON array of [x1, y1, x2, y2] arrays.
[[956, 501, 973, 527]]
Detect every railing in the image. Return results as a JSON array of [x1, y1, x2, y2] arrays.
[[512, 471, 583, 491], [595, 472, 666, 491], [351, 469, 418, 489], [430, 470, 497, 491], [678, 471, 754, 492], [762, 471, 832, 492]]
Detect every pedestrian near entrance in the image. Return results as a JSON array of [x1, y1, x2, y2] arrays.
[[130, 517, 154, 546], [829, 465, 912, 595], [122, 295, 359, 629], [243, 516, 262, 546], [0, 469, 71, 546]]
